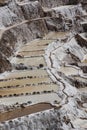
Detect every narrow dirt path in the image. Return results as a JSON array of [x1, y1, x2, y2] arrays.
[[0, 16, 58, 39]]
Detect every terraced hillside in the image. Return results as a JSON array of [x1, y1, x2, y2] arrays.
[[0, 0, 87, 130], [0, 32, 65, 120]]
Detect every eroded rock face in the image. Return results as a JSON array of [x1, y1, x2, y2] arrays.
[[0, 0, 87, 130], [16, 0, 69, 7], [45, 4, 85, 32], [0, 1, 44, 28], [0, 53, 11, 73], [0, 0, 47, 72], [0, 0, 85, 73]]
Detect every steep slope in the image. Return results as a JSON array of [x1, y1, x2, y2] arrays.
[[0, 0, 87, 130], [0, 0, 47, 72]]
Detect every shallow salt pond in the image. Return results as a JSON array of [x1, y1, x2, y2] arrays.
[[43, 31, 69, 40], [73, 119, 87, 129], [0, 84, 58, 96], [0, 31, 69, 111], [79, 87, 87, 93], [0, 69, 48, 79], [59, 66, 79, 76], [18, 50, 44, 57], [0, 93, 61, 106], [18, 45, 45, 52], [0, 77, 51, 88], [11, 56, 46, 67]]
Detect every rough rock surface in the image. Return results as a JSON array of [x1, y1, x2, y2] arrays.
[[0, 0, 87, 130], [0, 52, 11, 73], [0, 0, 86, 73], [0, 0, 47, 72], [45, 33, 87, 129]]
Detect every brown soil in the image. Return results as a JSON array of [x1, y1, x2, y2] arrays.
[[0, 103, 53, 122]]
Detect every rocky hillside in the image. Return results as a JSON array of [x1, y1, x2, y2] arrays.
[[0, 0, 86, 73], [0, 0, 87, 130], [0, 0, 47, 72]]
